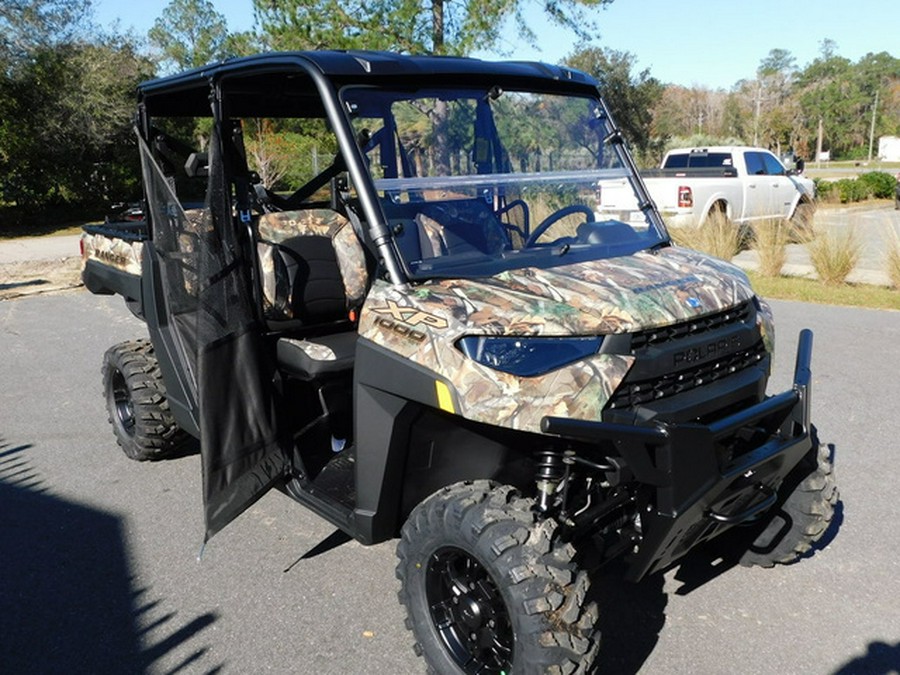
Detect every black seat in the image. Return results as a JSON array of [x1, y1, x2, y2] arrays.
[[255, 209, 369, 380], [276, 332, 357, 380]]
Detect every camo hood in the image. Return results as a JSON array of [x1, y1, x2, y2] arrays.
[[359, 246, 758, 432], [433, 247, 753, 335]]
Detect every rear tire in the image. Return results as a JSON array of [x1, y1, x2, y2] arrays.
[[102, 339, 188, 461], [788, 202, 816, 242], [738, 429, 838, 567], [396, 480, 599, 674]]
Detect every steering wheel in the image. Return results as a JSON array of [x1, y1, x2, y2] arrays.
[[524, 204, 595, 247]]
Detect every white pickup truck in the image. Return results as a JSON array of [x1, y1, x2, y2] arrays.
[[598, 146, 816, 230]]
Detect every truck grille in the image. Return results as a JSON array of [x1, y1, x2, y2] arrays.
[[630, 301, 753, 352], [606, 301, 764, 411], [608, 339, 767, 409]]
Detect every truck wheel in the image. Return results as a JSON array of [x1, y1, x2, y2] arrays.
[[788, 202, 815, 242], [396, 481, 599, 674], [737, 430, 838, 567], [102, 339, 187, 461]]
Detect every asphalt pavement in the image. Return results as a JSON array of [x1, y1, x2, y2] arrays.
[[0, 233, 82, 264], [1, 289, 899, 673]]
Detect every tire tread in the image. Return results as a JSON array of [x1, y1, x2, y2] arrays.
[[739, 432, 838, 567], [102, 339, 188, 461], [396, 480, 600, 674]]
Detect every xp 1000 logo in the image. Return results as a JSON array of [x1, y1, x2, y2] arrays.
[[371, 300, 448, 343]]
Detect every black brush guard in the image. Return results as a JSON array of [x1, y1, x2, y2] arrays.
[[542, 329, 814, 581]]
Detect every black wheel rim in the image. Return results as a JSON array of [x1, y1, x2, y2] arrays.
[[426, 546, 513, 674], [110, 368, 136, 437]]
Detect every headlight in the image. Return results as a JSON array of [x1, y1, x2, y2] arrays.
[[456, 336, 603, 377]]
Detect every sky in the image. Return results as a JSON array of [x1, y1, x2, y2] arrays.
[[93, 0, 896, 90]]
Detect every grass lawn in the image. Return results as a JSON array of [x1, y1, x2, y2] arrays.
[[749, 272, 900, 311]]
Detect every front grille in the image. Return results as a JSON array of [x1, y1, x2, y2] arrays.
[[630, 301, 753, 352], [608, 339, 767, 410]]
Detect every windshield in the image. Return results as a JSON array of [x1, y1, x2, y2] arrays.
[[342, 86, 667, 279]]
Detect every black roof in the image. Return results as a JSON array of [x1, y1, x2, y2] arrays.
[[138, 50, 597, 98]]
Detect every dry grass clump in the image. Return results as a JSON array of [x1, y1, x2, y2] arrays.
[[787, 202, 817, 244], [885, 228, 900, 290], [806, 226, 861, 285], [668, 209, 742, 261], [750, 218, 789, 277]]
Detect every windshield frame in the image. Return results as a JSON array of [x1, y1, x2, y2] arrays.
[[339, 83, 669, 281]]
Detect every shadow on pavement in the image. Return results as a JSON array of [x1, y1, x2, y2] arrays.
[[671, 496, 844, 598], [832, 641, 900, 674], [673, 438, 845, 596], [0, 440, 220, 674], [282, 528, 354, 575], [0, 278, 49, 291], [587, 560, 668, 673]]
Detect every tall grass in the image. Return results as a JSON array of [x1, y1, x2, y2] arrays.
[[787, 202, 816, 244], [668, 209, 742, 261], [806, 226, 861, 285], [750, 218, 789, 277], [885, 227, 900, 290]]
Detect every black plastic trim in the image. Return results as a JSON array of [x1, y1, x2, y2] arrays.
[[603, 301, 767, 424], [542, 329, 815, 580], [82, 259, 143, 305]]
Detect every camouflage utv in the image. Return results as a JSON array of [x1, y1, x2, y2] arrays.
[[82, 52, 837, 674]]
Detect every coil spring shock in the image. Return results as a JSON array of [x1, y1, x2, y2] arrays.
[[534, 449, 568, 512]]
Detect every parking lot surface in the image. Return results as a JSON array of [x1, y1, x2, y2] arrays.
[[1, 291, 899, 674]]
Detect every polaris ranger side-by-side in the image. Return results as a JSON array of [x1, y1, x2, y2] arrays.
[[82, 52, 837, 674]]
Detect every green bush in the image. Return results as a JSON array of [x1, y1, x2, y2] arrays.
[[833, 178, 869, 203], [858, 171, 897, 199], [816, 173, 898, 204], [814, 178, 834, 200]]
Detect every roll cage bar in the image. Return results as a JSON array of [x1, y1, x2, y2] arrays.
[[135, 51, 666, 287]]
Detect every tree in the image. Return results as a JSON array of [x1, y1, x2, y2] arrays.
[[0, 36, 153, 210], [855, 52, 900, 151], [564, 46, 663, 158], [245, 119, 293, 188], [753, 48, 798, 152], [721, 90, 751, 141], [148, 0, 228, 73], [758, 48, 796, 79], [0, 0, 90, 64], [254, 0, 612, 56], [223, 30, 264, 60], [795, 42, 865, 159]]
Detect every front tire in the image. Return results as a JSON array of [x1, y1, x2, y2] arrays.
[[102, 339, 188, 461], [396, 481, 599, 674], [738, 430, 838, 567]]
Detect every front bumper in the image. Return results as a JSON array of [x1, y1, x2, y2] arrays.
[[542, 329, 814, 580]]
